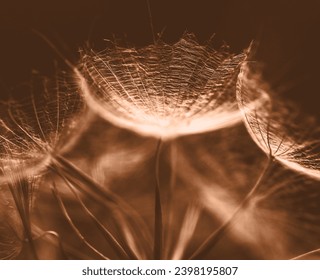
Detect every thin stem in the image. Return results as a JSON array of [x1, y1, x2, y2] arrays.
[[291, 248, 320, 260], [62, 175, 137, 259], [164, 140, 177, 259], [52, 155, 120, 205], [51, 155, 152, 250], [154, 138, 163, 259], [51, 164, 140, 259], [189, 157, 274, 259], [51, 183, 109, 260], [32, 225, 95, 259], [34, 231, 68, 259], [22, 223, 38, 260], [8, 184, 38, 260]]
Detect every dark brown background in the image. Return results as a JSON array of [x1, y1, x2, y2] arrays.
[[0, 0, 319, 116], [0, 0, 320, 260]]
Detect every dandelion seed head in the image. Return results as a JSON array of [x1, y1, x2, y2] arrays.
[[0, 71, 84, 181], [79, 34, 248, 139], [237, 62, 320, 180]]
